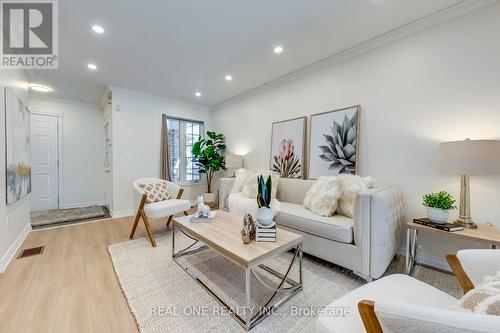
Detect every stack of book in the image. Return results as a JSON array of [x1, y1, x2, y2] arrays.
[[413, 217, 464, 232], [256, 222, 276, 242]]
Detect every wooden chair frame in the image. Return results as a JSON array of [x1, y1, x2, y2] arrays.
[[358, 253, 473, 333], [129, 188, 189, 247]]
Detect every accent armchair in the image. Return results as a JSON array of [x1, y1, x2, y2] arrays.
[[316, 249, 500, 333], [130, 178, 191, 247]]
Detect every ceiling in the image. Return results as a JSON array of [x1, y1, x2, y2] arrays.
[[28, 0, 465, 107]]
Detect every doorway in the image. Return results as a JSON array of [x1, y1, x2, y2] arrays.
[[30, 113, 61, 212]]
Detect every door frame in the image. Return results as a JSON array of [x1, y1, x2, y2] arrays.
[[31, 111, 64, 209]]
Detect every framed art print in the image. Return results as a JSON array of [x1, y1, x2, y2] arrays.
[[270, 116, 306, 179], [308, 106, 360, 179]]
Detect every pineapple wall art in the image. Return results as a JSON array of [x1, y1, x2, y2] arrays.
[[270, 117, 306, 179], [309, 106, 360, 179]]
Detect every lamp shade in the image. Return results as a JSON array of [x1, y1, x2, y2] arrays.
[[225, 154, 243, 169], [439, 139, 500, 175]]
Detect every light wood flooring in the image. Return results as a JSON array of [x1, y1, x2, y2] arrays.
[[0, 213, 462, 333]]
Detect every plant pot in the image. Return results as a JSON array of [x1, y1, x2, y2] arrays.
[[257, 206, 275, 226], [426, 207, 449, 224], [203, 192, 216, 203]]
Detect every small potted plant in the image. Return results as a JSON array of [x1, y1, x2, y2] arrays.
[[256, 175, 275, 225], [422, 191, 457, 224]]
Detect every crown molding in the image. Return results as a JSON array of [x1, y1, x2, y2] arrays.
[[108, 85, 209, 112], [30, 94, 102, 109], [210, 0, 496, 111]]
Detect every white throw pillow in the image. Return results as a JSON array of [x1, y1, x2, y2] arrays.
[[337, 174, 374, 218], [454, 270, 500, 316], [231, 168, 249, 193], [241, 171, 279, 199], [303, 176, 342, 217]]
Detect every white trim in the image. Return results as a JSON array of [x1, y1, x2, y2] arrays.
[[398, 248, 451, 273], [62, 201, 105, 209], [0, 224, 32, 273], [108, 86, 209, 111], [31, 94, 102, 109], [210, 0, 496, 110], [110, 209, 135, 219], [30, 112, 64, 210], [31, 217, 112, 231]]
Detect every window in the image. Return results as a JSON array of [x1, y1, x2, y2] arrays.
[[167, 117, 204, 184]]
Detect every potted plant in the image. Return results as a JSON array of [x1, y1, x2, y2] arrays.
[[423, 191, 457, 224], [192, 131, 226, 203], [256, 175, 275, 225]]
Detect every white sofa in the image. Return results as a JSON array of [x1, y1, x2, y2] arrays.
[[316, 249, 500, 333], [219, 177, 404, 281]]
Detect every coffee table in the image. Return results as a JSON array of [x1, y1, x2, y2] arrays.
[[172, 210, 303, 331]]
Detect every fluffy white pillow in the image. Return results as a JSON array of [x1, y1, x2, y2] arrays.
[[303, 176, 342, 217], [337, 174, 375, 218], [231, 168, 249, 193], [241, 171, 279, 199]]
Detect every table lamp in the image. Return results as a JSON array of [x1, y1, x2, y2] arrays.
[[439, 139, 500, 229], [225, 154, 243, 177]]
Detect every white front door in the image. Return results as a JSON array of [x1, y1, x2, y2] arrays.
[[30, 114, 59, 211]]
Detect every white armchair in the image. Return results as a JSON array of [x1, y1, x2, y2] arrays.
[[130, 178, 191, 247], [317, 249, 500, 333]]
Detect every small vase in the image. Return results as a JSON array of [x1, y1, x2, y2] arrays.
[[203, 192, 216, 203], [426, 207, 449, 224], [257, 206, 274, 226]]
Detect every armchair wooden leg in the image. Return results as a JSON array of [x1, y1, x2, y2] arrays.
[[446, 254, 474, 293], [358, 300, 383, 333], [166, 215, 173, 227], [141, 211, 157, 247], [130, 194, 148, 240]]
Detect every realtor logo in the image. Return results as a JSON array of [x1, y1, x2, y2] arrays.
[[1, 0, 58, 68]]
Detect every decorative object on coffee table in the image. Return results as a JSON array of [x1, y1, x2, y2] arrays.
[[192, 131, 226, 203], [422, 191, 457, 224], [256, 221, 277, 242], [241, 213, 256, 244], [256, 175, 275, 226], [190, 195, 216, 222], [309, 105, 360, 179], [270, 116, 306, 179], [439, 139, 500, 229]]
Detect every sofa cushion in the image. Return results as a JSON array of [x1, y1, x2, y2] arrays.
[[228, 192, 281, 219], [241, 171, 279, 199], [316, 274, 458, 333], [277, 178, 315, 204], [274, 202, 354, 243]]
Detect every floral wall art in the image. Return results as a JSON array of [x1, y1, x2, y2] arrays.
[[5, 88, 31, 204], [309, 106, 360, 179], [270, 117, 306, 179]]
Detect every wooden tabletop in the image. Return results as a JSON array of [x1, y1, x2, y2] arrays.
[[407, 220, 500, 246], [173, 210, 303, 268]]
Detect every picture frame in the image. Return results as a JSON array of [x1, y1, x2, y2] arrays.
[[269, 116, 307, 179], [308, 105, 360, 179]]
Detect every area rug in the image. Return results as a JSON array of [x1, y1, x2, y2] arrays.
[[31, 205, 110, 228], [108, 231, 365, 333]]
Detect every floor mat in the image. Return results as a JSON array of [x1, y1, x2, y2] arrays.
[[31, 205, 110, 229]]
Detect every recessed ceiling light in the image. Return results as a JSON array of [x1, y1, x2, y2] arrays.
[[274, 46, 283, 54], [92, 25, 104, 34], [87, 63, 97, 70], [195, 92, 202, 97], [29, 84, 53, 92], [225, 74, 233, 81]]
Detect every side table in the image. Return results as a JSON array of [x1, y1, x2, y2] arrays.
[[406, 219, 500, 275]]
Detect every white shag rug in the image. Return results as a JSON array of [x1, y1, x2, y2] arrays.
[[108, 231, 364, 333]]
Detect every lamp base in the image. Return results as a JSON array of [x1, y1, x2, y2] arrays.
[[456, 218, 478, 229]]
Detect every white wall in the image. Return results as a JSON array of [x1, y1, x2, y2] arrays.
[[0, 71, 31, 272], [29, 97, 105, 209], [212, 3, 500, 269], [109, 88, 210, 217]]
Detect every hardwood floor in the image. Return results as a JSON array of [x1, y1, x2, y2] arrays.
[[0, 212, 462, 333], [0, 214, 172, 333]]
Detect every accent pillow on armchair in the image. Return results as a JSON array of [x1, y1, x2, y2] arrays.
[[138, 181, 171, 203]]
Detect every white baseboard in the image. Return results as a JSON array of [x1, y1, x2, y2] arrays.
[[0, 224, 32, 273], [62, 201, 105, 209], [397, 248, 451, 272], [111, 209, 135, 219]]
